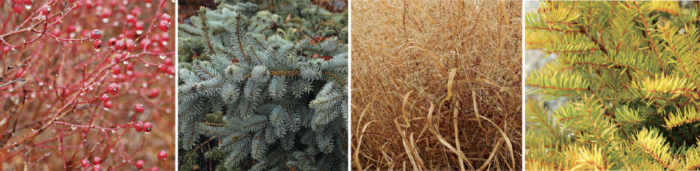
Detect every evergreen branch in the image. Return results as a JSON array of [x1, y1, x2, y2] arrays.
[[526, 83, 591, 92], [201, 122, 226, 126], [633, 1, 664, 73], [658, 24, 690, 80], [235, 14, 249, 62], [634, 128, 673, 169], [572, 61, 654, 78], [526, 26, 581, 33], [199, 7, 217, 55], [577, 25, 608, 55], [323, 71, 346, 86], [638, 143, 671, 169], [583, 97, 604, 144], [664, 106, 700, 130], [544, 48, 599, 54], [558, 115, 585, 122]]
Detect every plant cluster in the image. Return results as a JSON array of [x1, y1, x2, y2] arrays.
[[351, 0, 522, 170], [526, 1, 700, 170], [177, 0, 347, 170], [0, 0, 175, 170]]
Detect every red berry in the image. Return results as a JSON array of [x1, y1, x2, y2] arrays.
[[81, 158, 90, 168], [126, 39, 136, 51], [134, 121, 143, 132], [91, 29, 102, 40], [157, 150, 167, 160], [101, 8, 112, 18], [111, 65, 121, 75], [103, 100, 112, 108], [140, 38, 151, 49], [158, 20, 169, 32], [93, 156, 102, 164], [107, 83, 119, 95], [161, 32, 170, 41], [143, 122, 152, 132], [125, 14, 137, 24], [151, 167, 159, 171], [118, 34, 126, 39], [118, 4, 126, 13], [134, 103, 144, 113], [108, 37, 117, 46], [135, 160, 144, 169], [93, 164, 101, 171], [135, 21, 145, 31], [152, 47, 163, 54], [148, 89, 159, 98], [163, 57, 172, 66], [125, 29, 137, 39], [84, 0, 93, 9], [118, 73, 127, 81], [126, 71, 135, 79], [126, 63, 134, 71], [100, 93, 109, 102], [40, 6, 50, 15], [2, 46, 10, 54], [93, 40, 103, 49], [23, 0, 31, 5], [67, 25, 77, 33], [161, 14, 171, 23], [167, 66, 175, 75], [131, 7, 143, 16], [158, 64, 168, 73], [51, 28, 61, 36], [151, 34, 161, 42], [12, 4, 22, 14], [113, 53, 123, 63], [160, 32, 169, 45], [115, 39, 126, 50]]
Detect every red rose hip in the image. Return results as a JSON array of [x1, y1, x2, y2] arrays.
[[107, 83, 119, 95], [157, 150, 167, 160], [134, 121, 143, 132], [143, 122, 152, 132], [91, 29, 102, 40], [134, 103, 144, 113]]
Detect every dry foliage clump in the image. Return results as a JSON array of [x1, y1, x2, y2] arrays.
[[351, 0, 522, 170]]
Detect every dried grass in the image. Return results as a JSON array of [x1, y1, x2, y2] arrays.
[[351, 0, 522, 170]]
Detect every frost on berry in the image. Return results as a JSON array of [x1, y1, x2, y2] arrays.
[[0, 0, 174, 169], [100, 93, 110, 102], [107, 83, 119, 95], [134, 103, 145, 113], [81, 158, 90, 168], [93, 39, 103, 49], [158, 20, 169, 32], [135, 160, 144, 169], [143, 122, 152, 132], [134, 121, 144, 132], [147, 89, 159, 98], [93, 156, 102, 164], [157, 150, 167, 160], [91, 29, 102, 40]]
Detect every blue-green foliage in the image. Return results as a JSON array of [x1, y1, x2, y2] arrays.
[[178, 1, 347, 170]]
